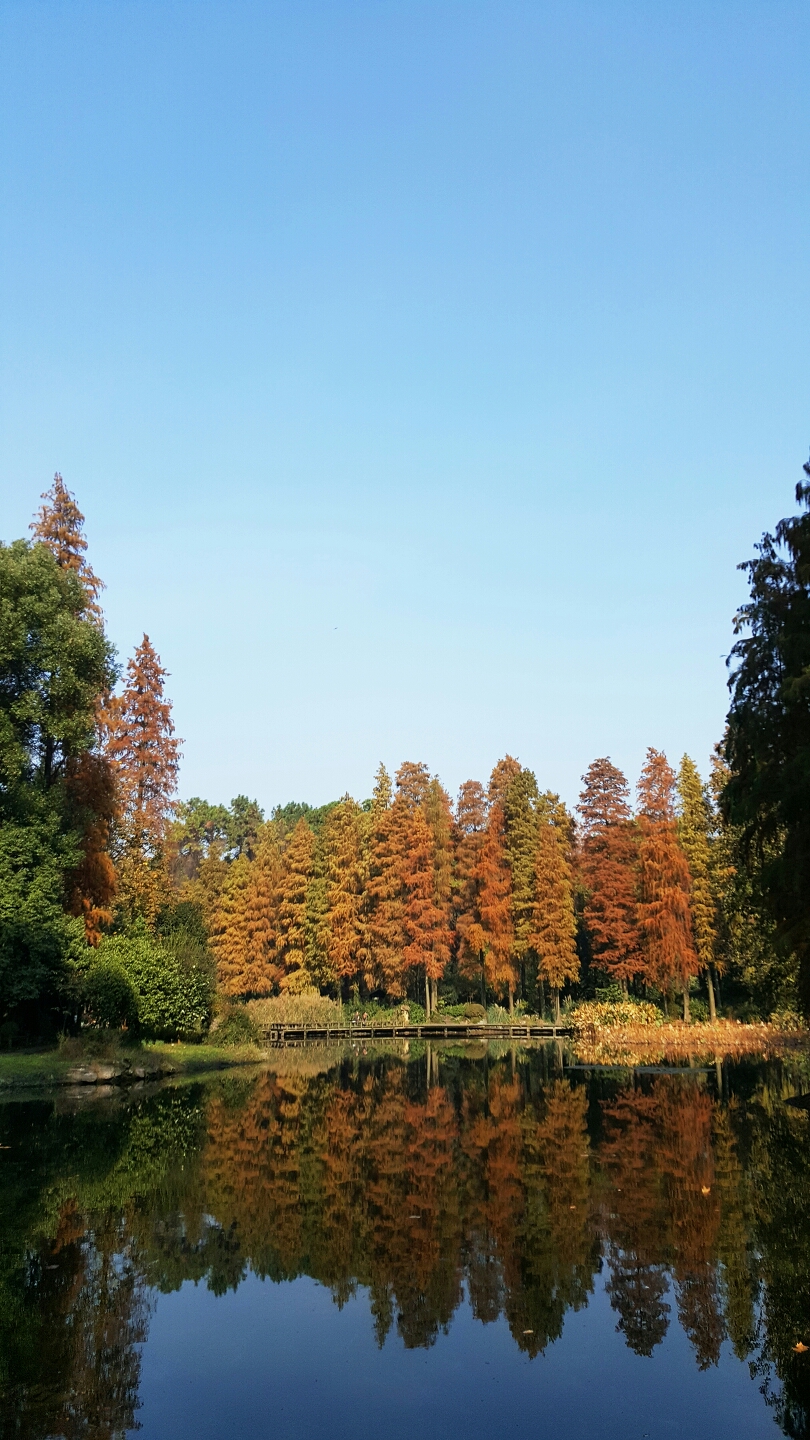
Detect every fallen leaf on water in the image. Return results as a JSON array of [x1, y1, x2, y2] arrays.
[[701, 1186, 712, 1196], [569, 1205, 577, 1210], [523, 1330, 534, 1335], [793, 1342, 808, 1354]]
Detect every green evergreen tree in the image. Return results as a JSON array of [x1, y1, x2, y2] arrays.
[[723, 463, 810, 1013], [677, 755, 719, 1018]]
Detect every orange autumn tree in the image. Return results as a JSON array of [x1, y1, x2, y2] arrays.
[[527, 814, 580, 1022], [454, 780, 489, 1001], [321, 797, 367, 995], [31, 474, 116, 940], [365, 764, 406, 998], [392, 763, 451, 1016], [104, 636, 182, 925], [31, 472, 104, 621], [470, 802, 516, 1008], [578, 758, 642, 991], [277, 819, 316, 991], [636, 748, 699, 1019]]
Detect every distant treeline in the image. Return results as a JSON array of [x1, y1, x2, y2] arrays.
[[1, 464, 808, 1033]]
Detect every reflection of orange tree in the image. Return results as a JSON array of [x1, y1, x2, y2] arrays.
[[517, 1080, 596, 1355], [599, 1078, 724, 1367], [202, 1074, 308, 1284], [598, 1087, 671, 1355], [657, 1081, 724, 1369]]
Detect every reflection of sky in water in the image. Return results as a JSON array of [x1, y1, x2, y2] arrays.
[[137, 1269, 775, 1440]]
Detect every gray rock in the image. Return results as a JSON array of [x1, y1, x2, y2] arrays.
[[93, 1065, 119, 1082], [65, 1068, 98, 1084]]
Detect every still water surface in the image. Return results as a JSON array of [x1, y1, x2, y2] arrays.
[[1, 1042, 808, 1439]]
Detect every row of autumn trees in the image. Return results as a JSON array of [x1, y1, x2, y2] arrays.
[[2, 466, 807, 1027], [175, 745, 730, 1022]]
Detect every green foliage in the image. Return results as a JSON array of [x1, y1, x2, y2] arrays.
[[0, 540, 115, 798], [0, 813, 86, 1017], [271, 799, 340, 836], [81, 962, 138, 1030], [213, 1006, 262, 1047], [724, 465, 810, 1010], [0, 540, 115, 1022], [96, 926, 213, 1039]]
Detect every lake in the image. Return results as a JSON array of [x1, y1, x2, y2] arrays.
[[1, 1041, 808, 1439]]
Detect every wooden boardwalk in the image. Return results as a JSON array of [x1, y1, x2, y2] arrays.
[[261, 1022, 572, 1044]]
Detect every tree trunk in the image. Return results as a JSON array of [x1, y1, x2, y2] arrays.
[[539, 979, 546, 1020], [621, 976, 628, 998], [432, 977, 438, 1016], [706, 969, 717, 1022], [683, 985, 690, 1023], [480, 956, 487, 1010], [425, 972, 431, 1017], [508, 987, 514, 1016], [553, 988, 561, 1024]]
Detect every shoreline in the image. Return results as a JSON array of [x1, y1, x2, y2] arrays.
[[0, 1020, 805, 1090]]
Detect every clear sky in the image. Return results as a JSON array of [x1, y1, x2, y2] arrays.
[[1, 0, 807, 812]]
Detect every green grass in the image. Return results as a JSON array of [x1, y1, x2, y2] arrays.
[[0, 1039, 268, 1088]]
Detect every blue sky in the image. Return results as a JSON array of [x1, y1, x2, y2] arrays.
[[1, 0, 807, 811]]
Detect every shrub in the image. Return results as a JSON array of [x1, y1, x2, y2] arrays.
[[569, 999, 664, 1031], [214, 1006, 262, 1047], [96, 926, 214, 1040], [462, 1003, 487, 1022], [246, 991, 345, 1030], [486, 1004, 511, 1025], [82, 961, 139, 1031]]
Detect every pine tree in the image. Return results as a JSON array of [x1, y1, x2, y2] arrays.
[[677, 755, 719, 1019], [454, 780, 488, 989], [527, 818, 580, 1021], [637, 749, 699, 1018], [30, 473, 104, 619], [104, 635, 182, 925], [577, 758, 642, 989], [277, 819, 315, 991]]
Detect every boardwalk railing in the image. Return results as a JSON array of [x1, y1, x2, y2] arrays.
[[260, 1022, 572, 1044]]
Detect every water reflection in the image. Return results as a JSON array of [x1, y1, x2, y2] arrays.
[[1, 1044, 809, 1438]]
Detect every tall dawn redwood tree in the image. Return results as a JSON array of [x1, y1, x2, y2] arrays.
[[104, 635, 182, 924], [471, 802, 516, 1008], [527, 817, 580, 1022], [30, 473, 104, 621], [637, 749, 699, 1019], [577, 758, 642, 990]]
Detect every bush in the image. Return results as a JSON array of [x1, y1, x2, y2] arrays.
[[214, 1006, 262, 1047], [246, 991, 345, 1030], [570, 999, 664, 1031], [462, 1003, 487, 1022], [95, 925, 214, 1040], [82, 961, 139, 1031]]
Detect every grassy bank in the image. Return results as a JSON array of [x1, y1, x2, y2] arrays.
[[0, 1040, 269, 1090]]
